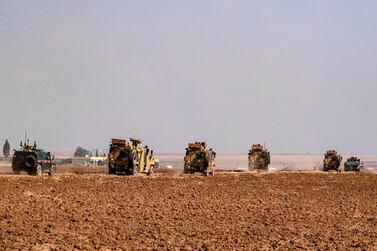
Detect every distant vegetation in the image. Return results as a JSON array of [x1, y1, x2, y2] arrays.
[[3, 139, 10, 158], [74, 146, 90, 157]]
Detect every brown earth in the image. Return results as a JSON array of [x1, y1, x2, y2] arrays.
[[1, 172, 377, 250]]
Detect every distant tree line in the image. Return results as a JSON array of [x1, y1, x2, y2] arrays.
[[74, 147, 106, 158], [74, 146, 90, 157], [3, 139, 10, 158]]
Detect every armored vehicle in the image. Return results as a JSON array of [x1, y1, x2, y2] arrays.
[[323, 150, 342, 172], [248, 144, 270, 171], [184, 142, 216, 176], [12, 140, 56, 176], [108, 138, 157, 175], [344, 156, 363, 172]]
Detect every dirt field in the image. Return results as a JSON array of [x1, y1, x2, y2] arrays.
[[1, 170, 377, 250]]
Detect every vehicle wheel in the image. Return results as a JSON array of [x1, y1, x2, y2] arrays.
[[35, 165, 42, 176], [148, 165, 154, 176], [25, 155, 37, 168], [12, 167, 21, 175], [108, 164, 115, 174], [48, 164, 56, 176], [248, 162, 255, 171], [183, 165, 190, 174], [132, 165, 139, 176], [203, 158, 211, 176]]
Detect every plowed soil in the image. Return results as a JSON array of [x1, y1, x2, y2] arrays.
[[1, 172, 377, 250]]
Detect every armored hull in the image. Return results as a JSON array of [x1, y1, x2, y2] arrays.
[[108, 138, 157, 176], [184, 142, 216, 176], [323, 150, 342, 172], [344, 157, 362, 172], [12, 142, 56, 176], [248, 144, 270, 171]]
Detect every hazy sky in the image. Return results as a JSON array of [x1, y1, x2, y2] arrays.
[[0, 1, 376, 154]]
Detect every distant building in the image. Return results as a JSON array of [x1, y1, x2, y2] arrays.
[[90, 156, 107, 166], [71, 157, 90, 166]]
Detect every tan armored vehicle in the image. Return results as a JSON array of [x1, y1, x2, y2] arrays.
[[184, 142, 216, 176], [108, 138, 157, 175], [248, 144, 270, 171], [323, 150, 342, 172]]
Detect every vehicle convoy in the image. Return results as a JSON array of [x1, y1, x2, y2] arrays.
[[12, 140, 56, 176], [344, 156, 363, 172], [248, 144, 270, 171], [184, 142, 216, 176], [108, 138, 158, 175], [323, 150, 342, 172]]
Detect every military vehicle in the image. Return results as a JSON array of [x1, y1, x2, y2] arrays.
[[184, 142, 216, 176], [323, 150, 342, 172], [12, 140, 56, 176], [344, 156, 363, 172], [108, 138, 158, 175], [248, 144, 270, 171]]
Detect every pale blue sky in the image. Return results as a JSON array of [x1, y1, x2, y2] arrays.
[[0, 1, 376, 154]]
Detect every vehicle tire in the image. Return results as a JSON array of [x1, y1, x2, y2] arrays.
[[48, 164, 56, 176], [108, 164, 116, 174], [35, 165, 42, 176], [130, 152, 139, 176], [183, 165, 191, 174], [12, 167, 21, 175], [132, 165, 139, 176], [148, 165, 154, 176], [154, 160, 160, 169], [25, 155, 37, 168], [203, 158, 210, 177], [248, 162, 255, 171]]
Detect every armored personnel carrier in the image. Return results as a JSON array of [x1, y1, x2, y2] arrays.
[[344, 156, 363, 172], [108, 138, 158, 175], [323, 150, 342, 172], [248, 144, 270, 171], [184, 142, 216, 176], [12, 140, 56, 176]]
